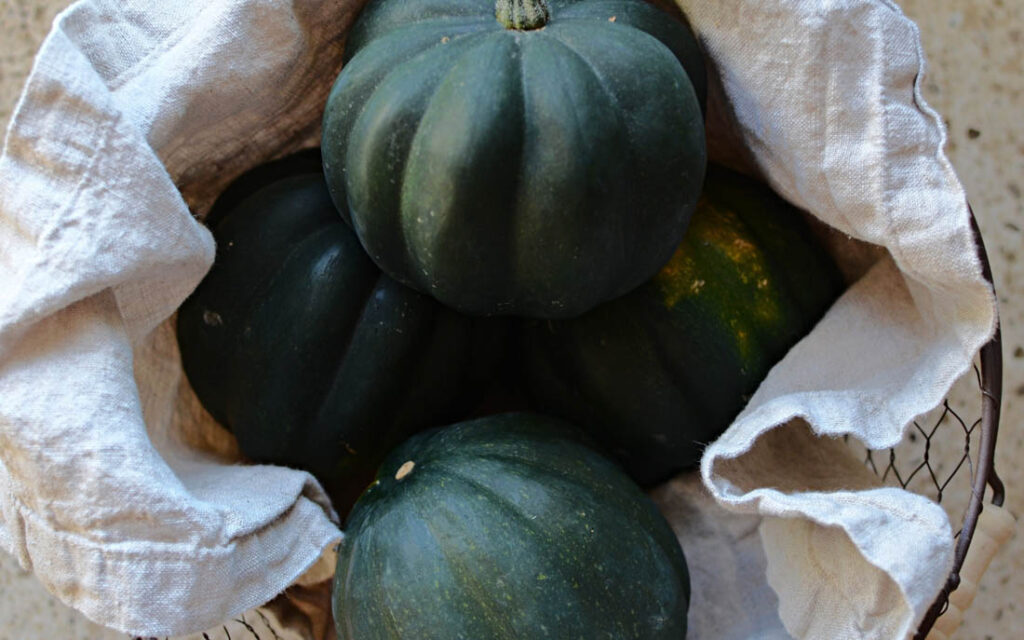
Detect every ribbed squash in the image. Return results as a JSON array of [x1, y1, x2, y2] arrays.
[[333, 413, 690, 639], [176, 152, 506, 513], [322, 0, 707, 317], [520, 166, 844, 486]]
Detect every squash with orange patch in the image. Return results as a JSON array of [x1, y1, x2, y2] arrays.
[[520, 165, 843, 486]]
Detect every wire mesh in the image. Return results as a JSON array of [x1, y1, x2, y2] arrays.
[[843, 308, 1004, 640], [129, 609, 284, 640], [844, 362, 987, 537]]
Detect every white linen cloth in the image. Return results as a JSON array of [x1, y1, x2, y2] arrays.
[[0, 0, 996, 638]]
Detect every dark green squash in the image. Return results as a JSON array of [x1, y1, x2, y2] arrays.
[[176, 152, 506, 513], [520, 165, 844, 486], [322, 0, 707, 318], [202, 147, 324, 230], [333, 412, 690, 639]]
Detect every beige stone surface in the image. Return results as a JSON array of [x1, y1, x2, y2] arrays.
[[0, 0, 1020, 638]]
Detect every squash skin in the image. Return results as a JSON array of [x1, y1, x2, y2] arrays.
[[323, 0, 707, 318], [202, 147, 324, 230], [176, 153, 507, 513], [334, 413, 690, 640], [520, 166, 844, 486]]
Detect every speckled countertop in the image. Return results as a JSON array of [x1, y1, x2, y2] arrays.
[[1, 0, 1021, 638]]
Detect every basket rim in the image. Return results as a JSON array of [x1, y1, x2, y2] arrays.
[[913, 206, 1005, 638]]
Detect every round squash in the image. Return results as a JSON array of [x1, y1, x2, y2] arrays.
[[322, 0, 707, 317], [176, 152, 507, 513], [520, 165, 844, 486], [333, 412, 690, 640]]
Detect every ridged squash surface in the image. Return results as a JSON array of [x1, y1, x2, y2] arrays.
[[521, 166, 844, 485], [323, 0, 707, 317], [177, 152, 505, 512], [334, 413, 690, 639]]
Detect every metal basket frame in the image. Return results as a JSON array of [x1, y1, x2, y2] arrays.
[[913, 209, 1006, 638]]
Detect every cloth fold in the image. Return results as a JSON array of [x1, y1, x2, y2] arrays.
[[686, 1, 994, 636]]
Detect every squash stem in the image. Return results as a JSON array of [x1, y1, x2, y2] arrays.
[[495, 0, 550, 30]]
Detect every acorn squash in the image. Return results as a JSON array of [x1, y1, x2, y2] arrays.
[[333, 412, 690, 639], [322, 0, 707, 317], [176, 151, 506, 512], [520, 165, 844, 486]]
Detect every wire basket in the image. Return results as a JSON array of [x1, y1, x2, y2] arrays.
[[912, 210, 1006, 639], [842, 211, 1006, 639]]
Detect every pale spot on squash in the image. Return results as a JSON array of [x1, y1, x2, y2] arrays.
[[395, 460, 416, 480], [202, 310, 223, 326]]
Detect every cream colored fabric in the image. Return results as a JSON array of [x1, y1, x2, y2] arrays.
[[0, 0, 995, 638], [687, 0, 995, 637], [652, 475, 791, 640], [0, 0, 356, 635]]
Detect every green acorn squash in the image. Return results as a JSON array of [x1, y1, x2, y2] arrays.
[[333, 412, 690, 639], [176, 151, 506, 513], [520, 165, 844, 486], [322, 0, 707, 317]]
